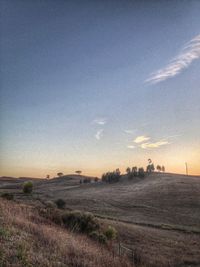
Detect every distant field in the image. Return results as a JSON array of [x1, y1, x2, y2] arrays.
[[1, 172, 200, 267]]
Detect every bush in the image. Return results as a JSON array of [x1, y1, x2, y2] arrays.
[[45, 201, 57, 209], [98, 233, 107, 244], [55, 199, 66, 209], [89, 231, 107, 244], [23, 181, 33, 194], [62, 211, 99, 234], [1, 192, 14, 200], [83, 178, 91, 183], [38, 207, 63, 225], [104, 226, 117, 240]]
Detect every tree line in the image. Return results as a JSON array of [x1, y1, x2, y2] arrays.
[[102, 159, 165, 183]]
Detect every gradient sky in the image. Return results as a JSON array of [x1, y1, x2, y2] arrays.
[[1, 0, 200, 178]]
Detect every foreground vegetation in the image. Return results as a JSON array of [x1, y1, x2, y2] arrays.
[[0, 199, 131, 267]]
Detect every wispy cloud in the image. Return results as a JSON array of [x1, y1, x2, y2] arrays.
[[134, 135, 150, 143], [124, 129, 136, 135], [127, 145, 135, 149], [93, 118, 107, 125], [146, 34, 200, 84], [140, 140, 169, 149], [95, 129, 104, 140]]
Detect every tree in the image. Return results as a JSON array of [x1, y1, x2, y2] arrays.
[[115, 168, 121, 176], [46, 174, 50, 179], [147, 159, 155, 174], [57, 172, 63, 177], [151, 164, 155, 172], [75, 170, 82, 175], [132, 166, 137, 176], [101, 171, 120, 183], [138, 167, 145, 178], [156, 165, 161, 172], [126, 167, 131, 174], [162, 166, 165, 172]]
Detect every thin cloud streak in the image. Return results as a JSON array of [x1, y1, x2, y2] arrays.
[[124, 129, 136, 134], [95, 129, 104, 140], [134, 135, 150, 143], [141, 140, 169, 149], [93, 118, 107, 125], [146, 34, 200, 84]]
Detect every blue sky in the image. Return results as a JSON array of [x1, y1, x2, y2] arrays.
[[1, 0, 200, 177]]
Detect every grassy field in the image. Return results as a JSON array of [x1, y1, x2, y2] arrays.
[[0, 172, 200, 267]]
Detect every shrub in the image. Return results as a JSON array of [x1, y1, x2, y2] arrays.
[[89, 231, 107, 244], [98, 233, 107, 244], [23, 181, 33, 194], [62, 211, 99, 234], [1, 192, 14, 200], [83, 178, 91, 183], [45, 201, 57, 209], [38, 207, 63, 225], [104, 226, 117, 240], [55, 199, 66, 209]]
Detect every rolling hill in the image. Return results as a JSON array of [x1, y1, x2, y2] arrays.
[[0, 172, 200, 267]]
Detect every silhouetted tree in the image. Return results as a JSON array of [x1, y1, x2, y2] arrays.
[[101, 171, 120, 183], [126, 167, 131, 174], [138, 167, 145, 178], [115, 168, 121, 176], [162, 166, 165, 172], [46, 174, 50, 179], [156, 165, 161, 172], [147, 159, 155, 174], [57, 172, 63, 177], [132, 166, 137, 177], [75, 170, 82, 175]]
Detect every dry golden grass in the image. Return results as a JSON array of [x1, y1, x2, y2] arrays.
[[0, 199, 132, 267]]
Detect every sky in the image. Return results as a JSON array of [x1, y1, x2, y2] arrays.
[[0, 0, 200, 178]]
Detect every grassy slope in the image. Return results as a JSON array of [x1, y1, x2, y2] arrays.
[[1, 173, 200, 267], [35, 173, 200, 229], [0, 199, 131, 267]]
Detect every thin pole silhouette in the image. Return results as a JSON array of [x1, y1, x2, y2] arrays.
[[185, 162, 188, 175]]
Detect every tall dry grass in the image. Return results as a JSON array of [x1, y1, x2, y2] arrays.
[[0, 199, 132, 267]]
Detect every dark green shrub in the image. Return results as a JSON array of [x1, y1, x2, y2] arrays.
[[23, 181, 33, 194], [89, 231, 107, 244], [89, 230, 99, 241], [97, 233, 107, 244], [62, 211, 99, 233], [1, 192, 14, 200], [104, 226, 117, 240], [55, 198, 66, 209]]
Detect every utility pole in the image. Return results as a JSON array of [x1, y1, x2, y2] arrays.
[[185, 162, 188, 176]]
